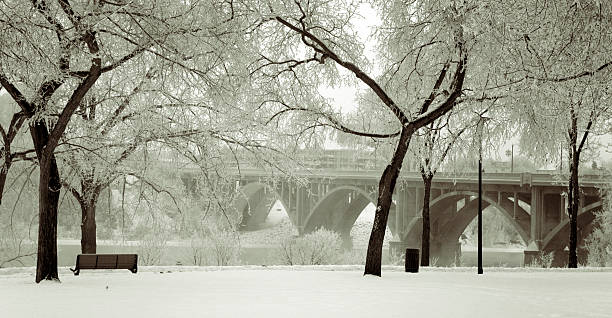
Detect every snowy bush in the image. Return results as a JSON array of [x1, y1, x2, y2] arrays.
[[585, 230, 610, 267], [528, 251, 555, 268], [277, 228, 342, 265], [540, 252, 554, 268], [207, 227, 241, 266], [585, 198, 612, 267], [188, 236, 207, 266], [137, 231, 168, 266], [186, 225, 241, 266]]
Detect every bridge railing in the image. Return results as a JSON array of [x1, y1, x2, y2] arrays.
[[220, 151, 390, 172], [293, 152, 388, 171]]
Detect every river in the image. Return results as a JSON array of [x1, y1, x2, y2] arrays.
[[3, 241, 525, 268]]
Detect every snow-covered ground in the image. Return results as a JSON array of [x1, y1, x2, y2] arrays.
[[2, 266, 611, 318]]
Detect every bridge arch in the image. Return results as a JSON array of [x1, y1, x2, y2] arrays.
[[541, 201, 604, 252], [234, 182, 292, 230], [403, 190, 530, 246], [303, 185, 396, 238], [439, 196, 530, 247]]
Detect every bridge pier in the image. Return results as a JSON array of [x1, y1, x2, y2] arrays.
[[523, 249, 541, 266], [431, 241, 462, 266], [396, 186, 423, 241], [294, 186, 311, 235], [389, 186, 422, 259], [339, 231, 353, 250], [524, 187, 544, 265]]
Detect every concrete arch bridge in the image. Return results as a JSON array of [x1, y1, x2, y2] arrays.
[[234, 169, 609, 266]]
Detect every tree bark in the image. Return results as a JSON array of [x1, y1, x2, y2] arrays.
[[0, 112, 27, 206], [31, 122, 61, 283], [0, 160, 10, 206], [364, 128, 411, 276], [80, 199, 98, 254], [68, 174, 103, 254], [567, 139, 580, 268], [420, 174, 433, 266]]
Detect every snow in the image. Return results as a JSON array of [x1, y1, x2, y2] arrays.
[[2, 266, 612, 318]]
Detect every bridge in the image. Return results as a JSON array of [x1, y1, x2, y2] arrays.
[[231, 152, 610, 267]]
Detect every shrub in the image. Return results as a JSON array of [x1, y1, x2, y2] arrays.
[[207, 227, 241, 266], [528, 251, 555, 268], [585, 199, 612, 267], [187, 236, 207, 266], [186, 225, 241, 266], [277, 228, 342, 265], [137, 230, 168, 266]]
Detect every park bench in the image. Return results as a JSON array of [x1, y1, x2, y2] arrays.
[[70, 254, 138, 276]]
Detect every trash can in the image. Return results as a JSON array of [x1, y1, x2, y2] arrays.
[[405, 248, 420, 273]]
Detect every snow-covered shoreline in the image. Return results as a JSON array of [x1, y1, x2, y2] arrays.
[[3, 264, 612, 278]]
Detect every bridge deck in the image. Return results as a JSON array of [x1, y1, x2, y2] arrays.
[[236, 169, 610, 188]]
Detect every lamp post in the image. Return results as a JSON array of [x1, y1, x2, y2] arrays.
[[477, 115, 490, 275]]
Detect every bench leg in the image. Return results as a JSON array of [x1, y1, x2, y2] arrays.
[[70, 268, 80, 276], [130, 266, 137, 274]]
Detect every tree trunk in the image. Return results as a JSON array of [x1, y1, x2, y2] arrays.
[[364, 128, 411, 276], [0, 112, 26, 207], [69, 175, 102, 254], [0, 160, 10, 206], [566, 108, 585, 269], [420, 174, 433, 266], [31, 122, 61, 283], [79, 175, 101, 254], [35, 155, 61, 282], [567, 144, 580, 268], [80, 199, 98, 254]]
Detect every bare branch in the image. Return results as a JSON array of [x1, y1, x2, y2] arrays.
[[0, 74, 32, 114], [45, 28, 102, 156], [409, 50, 468, 132], [275, 16, 410, 125], [527, 60, 612, 83], [126, 172, 183, 215], [265, 100, 400, 138], [419, 62, 450, 115]]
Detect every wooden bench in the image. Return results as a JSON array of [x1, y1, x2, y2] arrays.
[[70, 254, 138, 276]]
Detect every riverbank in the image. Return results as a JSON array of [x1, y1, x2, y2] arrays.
[[6, 240, 530, 268]]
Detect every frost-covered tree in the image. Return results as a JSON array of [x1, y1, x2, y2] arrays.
[[57, 65, 201, 254], [0, 0, 236, 282], [411, 111, 478, 266], [56, 24, 303, 254], [239, 0, 490, 276], [494, 0, 612, 267]]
